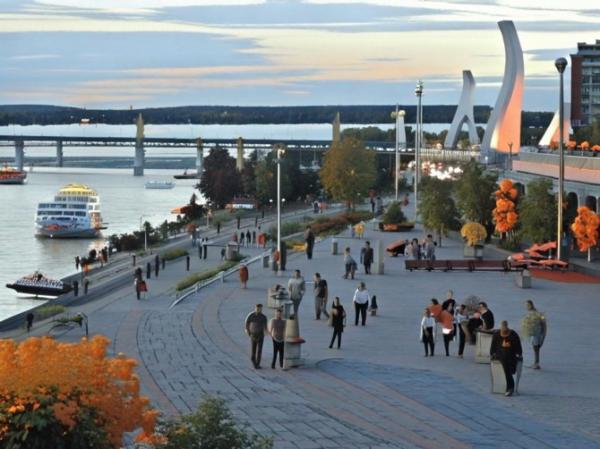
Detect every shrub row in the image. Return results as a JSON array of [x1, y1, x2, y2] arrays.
[[175, 258, 243, 291], [161, 248, 189, 261]]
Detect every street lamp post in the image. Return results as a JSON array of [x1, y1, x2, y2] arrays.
[[275, 145, 286, 274], [393, 105, 399, 201], [139, 215, 148, 253], [414, 81, 424, 217], [555, 57, 568, 261]]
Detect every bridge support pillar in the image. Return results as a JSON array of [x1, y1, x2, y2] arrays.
[[196, 138, 203, 176], [134, 143, 144, 176], [56, 140, 63, 167], [236, 137, 244, 171], [15, 140, 24, 171]]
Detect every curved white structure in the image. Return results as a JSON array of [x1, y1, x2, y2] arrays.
[[445, 70, 479, 149], [481, 20, 524, 163], [539, 103, 571, 147]]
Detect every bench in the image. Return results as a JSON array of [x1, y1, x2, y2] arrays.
[[405, 259, 520, 272]]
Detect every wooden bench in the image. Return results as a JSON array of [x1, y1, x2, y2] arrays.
[[405, 259, 520, 272]]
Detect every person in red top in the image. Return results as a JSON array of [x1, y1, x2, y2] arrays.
[[427, 298, 442, 321], [239, 264, 249, 289]]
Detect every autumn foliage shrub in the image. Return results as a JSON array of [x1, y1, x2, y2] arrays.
[[0, 336, 157, 449], [571, 206, 600, 252], [493, 179, 519, 234]]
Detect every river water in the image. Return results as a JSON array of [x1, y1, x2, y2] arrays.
[[0, 122, 453, 322]]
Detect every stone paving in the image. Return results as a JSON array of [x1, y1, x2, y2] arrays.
[[10, 199, 600, 449]]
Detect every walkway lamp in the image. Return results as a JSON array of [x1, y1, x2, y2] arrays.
[[275, 145, 286, 275], [414, 81, 424, 216], [555, 57, 567, 261], [139, 215, 149, 253]]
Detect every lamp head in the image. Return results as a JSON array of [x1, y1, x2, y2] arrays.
[[555, 57, 567, 74], [399, 110, 406, 117], [415, 80, 424, 96]]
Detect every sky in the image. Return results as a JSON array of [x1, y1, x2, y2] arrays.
[[0, 0, 598, 110]]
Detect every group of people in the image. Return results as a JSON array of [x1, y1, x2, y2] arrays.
[[244, 268, 376, 369], [342, 241, 374, 279], [232, 228, 266, 248], [405, 234, 436, 260], [419, 291, 547, 396]]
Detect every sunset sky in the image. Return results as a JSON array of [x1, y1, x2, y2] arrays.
[[0, 0, 598, 110]]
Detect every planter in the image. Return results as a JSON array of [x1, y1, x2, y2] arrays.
[[463, 244, 484, 260], [379, 222, 415, 232]]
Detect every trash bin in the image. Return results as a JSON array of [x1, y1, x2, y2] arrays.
[[515, 269, 531, 288], [491, 359, 522, 394], [331, 238, 338, 255], [225, 242, 239, 261], [475, 330, 494, 363], [262, 253, 270, 268]]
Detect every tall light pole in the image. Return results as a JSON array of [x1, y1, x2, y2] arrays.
[[555, 57, 567, 261], [276, 145, 285, 274], [393, 105, 399, 201], [139, 215, 149, 253], [414, 81, 424, 217]]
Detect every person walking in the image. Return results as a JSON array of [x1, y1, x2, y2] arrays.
[[268, 308, 286, 369], [75, 256, 80, 270], [245, 230, 251, 247], [360, 241, 374, 274], [245, 304, 268, 369], [343, 247, 357, 280], [455, 304, 469, 358], [490, 320, 523, 396], [134, 267, 143, 300], [304, 225, 315, 260], [329, 297, 346, 349], [420, 308, 436, 357], [287, 270, 306, 316], [352, 282, 370, 326], [239, 264, 249, 289], [313, 273, 329, 320], [424, 234, 436, 260], [26, 312, 34, 332], [521, 300, 547, 370], [239, 231, 245, 246]]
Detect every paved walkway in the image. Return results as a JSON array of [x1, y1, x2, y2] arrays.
[[7, 197, 600, 449]]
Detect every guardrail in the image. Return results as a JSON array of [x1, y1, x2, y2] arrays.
[[169, 251, 269, 309]]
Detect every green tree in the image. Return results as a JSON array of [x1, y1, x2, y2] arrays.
[[319, 137, 377, 209], [382, 201, 407, 224], [198, 146, 240, 208], [155, 396, 273, 449], [418, 178, 460, 246], [455, 160, 498, 241], [519, 178, 557, 243]]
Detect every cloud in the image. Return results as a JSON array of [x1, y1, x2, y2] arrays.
[[9, 53, 59, 60]]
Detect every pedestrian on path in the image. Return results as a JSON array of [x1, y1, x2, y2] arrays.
[[245, 230, 251, 247], [329, 297, 346, 349], [26, 312, 34, 332], [75, 256, 80, 270], [304, 225, 315, 260], [343, 247, 357, 280], [455, 304, 469, 358], [439, 308, 454, 356], [240, 231, 245, 246], [287, 270, 306, 316], [490, 320, 523, 396], [220, 247, 226, 261], [360, 241, 374, 274], [245, 304, 268, 369], [269, 308, 286, 369], [352, 282, 370, 326], [420, 308, 436, 357], [521, 300, 547, 370], [252, 230, 257, 246], [313, 273, 329, 320], [239, 264, 249, 289]]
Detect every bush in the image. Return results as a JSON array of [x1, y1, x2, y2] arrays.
[[268, 221, 305, 241], [35, 304, 66, 320], [153, 396, 272, 449], [161, 248, 189, 261], [382, 202, 407, 225], [176, 260, 240, 291]]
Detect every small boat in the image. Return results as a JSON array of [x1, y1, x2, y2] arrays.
[[173, 170, 198, 180], [145, 181, 175, 189], [0, 165, 27, 184], [6, 272, 72, 297]]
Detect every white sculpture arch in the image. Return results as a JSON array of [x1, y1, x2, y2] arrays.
[[481, 20, 524, 163], [539, 103, 571, 147], [444, 70, 479, 149]]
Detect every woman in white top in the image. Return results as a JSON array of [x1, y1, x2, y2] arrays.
[[455, 304, 469, 358], [420, 308, 436, 357], [352, 281, 370, 326]]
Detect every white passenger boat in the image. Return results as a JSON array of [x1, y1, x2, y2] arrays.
[[145, 181, 175, 189], [35, 184, 105, 238]]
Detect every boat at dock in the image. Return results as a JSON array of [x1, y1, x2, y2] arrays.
[[173, 170, 198, 179], [6, 272, 72, 297], [0, 165, 27, 184], [35, 184, 105, 238], [145, 180, 175, 189]]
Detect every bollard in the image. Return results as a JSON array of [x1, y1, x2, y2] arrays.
[[146, 262, 151, 279], [132, 254, 136, 266], [186, 255, 190, 271], [263, 253, 270, 268], [255, 216, 258, 227], [84, 278, 89, 295], [217, 222, 221, 234], [155, 255, 159, 277], [237, 216, 241, 229], [161, 258, 166, 270], [198, 245, 202, 259], [203, 244, 207, 259], [331, 238, 338, 255], [73, 280, 79, 297]]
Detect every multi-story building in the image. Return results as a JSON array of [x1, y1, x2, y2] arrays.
[[571, 40, 600, 127]]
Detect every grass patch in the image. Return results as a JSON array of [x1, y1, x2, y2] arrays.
[[161, 248, 189, 261], [268, 221, 306, 241], [35, 304, 66, 320], [176, 259, 241, 291]]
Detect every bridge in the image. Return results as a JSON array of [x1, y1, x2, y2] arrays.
[[0, 135, 478, 175]]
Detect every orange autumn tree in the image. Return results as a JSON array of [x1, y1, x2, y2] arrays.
[[493, 179, 519, 236], [571, 206, 600, 261], [0, 336, 157, 448]]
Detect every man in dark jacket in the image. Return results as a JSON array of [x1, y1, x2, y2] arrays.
[[304, 225, 315, 260], [360, 241, 374, 274], [245, 304, 268, 369], [490, 320, 523, 396]]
